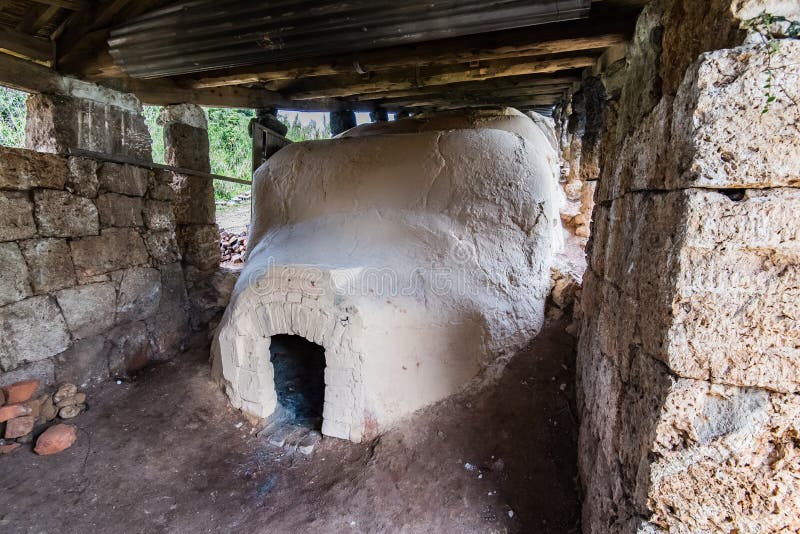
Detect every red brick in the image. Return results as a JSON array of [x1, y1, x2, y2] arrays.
[[5, 415, 34, 439], [34, 424, 77, 455], [4, 379, 39, 404], [0, 388, 5, 406], [0, 404, 31, 423], [0, 442, 21, 454]]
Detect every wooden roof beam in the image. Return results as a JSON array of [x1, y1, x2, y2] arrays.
[[30, 0, 86, 10], [353, 74, 583, 101], [190, 27, 627, 89], [0, 26, 53, 64], [380, 94, 563, 112], [0, 52, 352, 112], [184, 7, 637, 90], [279, 55, 598, 101]]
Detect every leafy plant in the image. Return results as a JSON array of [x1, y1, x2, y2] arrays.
[[742, 12, 800, 113], [0, 86, 26, 148]]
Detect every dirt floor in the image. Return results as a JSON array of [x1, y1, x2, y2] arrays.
[[0, 320, 580, 534], [216, 200, 251, 234]]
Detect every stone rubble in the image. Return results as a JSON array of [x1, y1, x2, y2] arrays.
[[0, 379, 86, 455], [219, 228, 248, 265]]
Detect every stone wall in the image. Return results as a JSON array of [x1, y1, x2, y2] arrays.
[[0, 146, 191, 389], [25, 93, 152, 161], [157, 104, 231, 330], [577, 1, 800, 532]]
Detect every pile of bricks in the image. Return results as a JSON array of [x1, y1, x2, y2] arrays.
[[0, 379, 83, 455], [219, 228, 248, 265]]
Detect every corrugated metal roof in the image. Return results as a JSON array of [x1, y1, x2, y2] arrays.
[[108, 0, 591, 78]]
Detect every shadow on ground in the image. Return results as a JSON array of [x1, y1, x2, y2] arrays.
[[0, 321, 580, 534]]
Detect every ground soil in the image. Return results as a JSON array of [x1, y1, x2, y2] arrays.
[[0, 320, 580, 534], [216, 200, 251, 234]]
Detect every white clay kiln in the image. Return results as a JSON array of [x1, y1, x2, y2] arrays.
[[212, 108, 560, 441]]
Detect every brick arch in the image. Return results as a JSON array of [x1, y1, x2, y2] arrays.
[[214, 288, 365, 442]]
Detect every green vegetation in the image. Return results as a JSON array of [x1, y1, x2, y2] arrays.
[[0, 86, 330, 201], [143, 106, 330, 201], [742, 12, 800, 114], [0, 86, 26, 148]]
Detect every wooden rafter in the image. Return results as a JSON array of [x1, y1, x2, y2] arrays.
[[189, 27, 628, 89], [0, 25, 53, 63], [276, 55, 598, 100], [29, 0, 86, 10], [353, 75, 582, 102]]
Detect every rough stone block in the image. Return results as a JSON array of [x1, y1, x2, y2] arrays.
[[115, 267, 161, 323], [55, 282, 116, 339], [673, 41, 800, 189], [147, 310, 190, 357], [157, 262, 188, 316], [162, 120, 210, 172], [0, 359, 55, 389], [0, 146, 68, 191], [107, 321, 151, 376], [70, 228, 149, 277], [54, 335, 108, 386], [148, 170, 176, 201], [144, 230, 181, 264], [18, 238, 75, 293], [33, 189, 99, 237], [66, 157, 99, 198], [177, 224, 220, 270], [143, 199, 174, 231], [0, 242, 31, 306], [0, 190, 36, 241], [96, 192, 143, 228], [642, 380, 799, 533], [590, 188, 800, 393], [0, 296, 70, 372], [171, 174, 216, 224], [98, 163, 150, 197], [25, 94, 152, 161]]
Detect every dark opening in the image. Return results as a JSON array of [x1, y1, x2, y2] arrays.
[[269, 334, 326, 430]]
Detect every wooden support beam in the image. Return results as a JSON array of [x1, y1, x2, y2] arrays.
[[29, 0, 86, 10], [187, 13, 633, 89], [0, 52, 351, 112], [0, 50, 65, 92], [0, 26, 54, 63], [353, 75, 582, 101], [279, 55, 597, 100], [31, 5, 62, 34], [378, 93, 563, 112]]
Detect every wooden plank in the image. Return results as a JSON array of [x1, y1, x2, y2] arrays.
[[31, 5, 62, 34], [279, 55, 597, 100], [119, 77, 353, 111], [67, 148, 253, 186], [0, 26, 53, 63], [0, 50, 65, 92], [0, 52, 353, 112], [187, 14, 632, 89], [29, 0, 86, 10], [92, 0, 132, 29], [353, 75, 581, 101], [378, 93, 564, 111]]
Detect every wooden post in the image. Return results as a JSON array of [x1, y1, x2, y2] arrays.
[[330, 110, 357, 136], [370, 108, 389, 122]]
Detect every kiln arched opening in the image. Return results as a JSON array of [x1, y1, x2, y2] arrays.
[[269, 334, 326, 431]]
